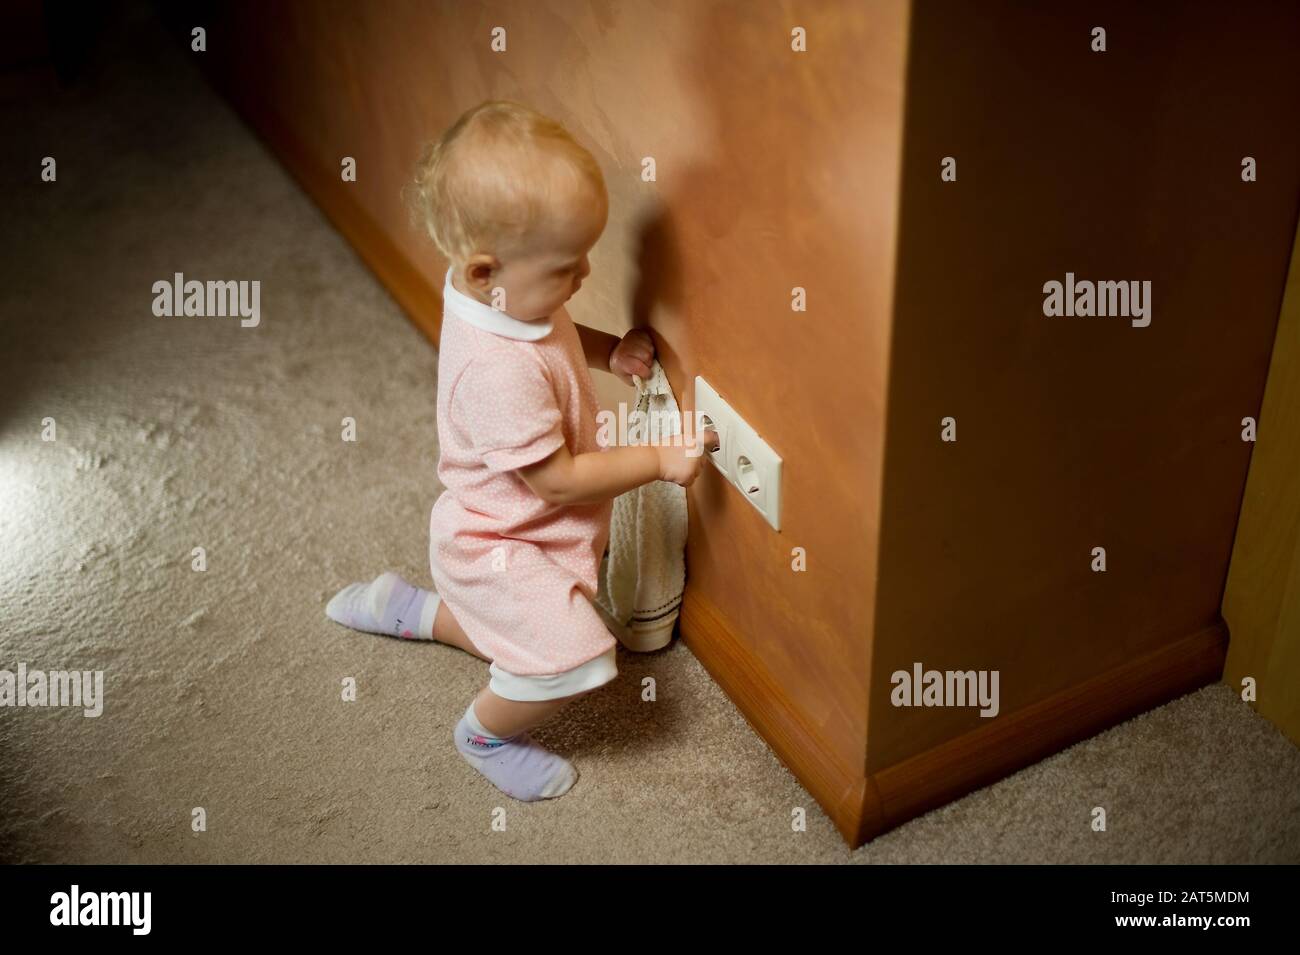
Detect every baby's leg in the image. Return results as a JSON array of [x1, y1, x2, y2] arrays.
[[472, 686, 575, 737], [325, 572, 491, 662], [432, 601, 491, 662], [454, 686, 593, 801]]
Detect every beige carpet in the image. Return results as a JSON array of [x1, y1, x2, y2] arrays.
[[2, 6, 1298, 865]]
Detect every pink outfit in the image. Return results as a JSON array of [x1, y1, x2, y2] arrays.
[[429, 268, 618, 686]]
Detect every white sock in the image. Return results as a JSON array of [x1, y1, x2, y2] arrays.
[[464, 702, 509, 740], [454, 701, 578, 800], [325, 572, 439, 640]]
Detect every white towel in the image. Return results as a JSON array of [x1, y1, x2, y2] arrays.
[[594, 358, 688, 652]]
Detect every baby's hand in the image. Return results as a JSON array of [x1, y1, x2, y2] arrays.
[[654, 430, 719, 487], [610, 328, 655, 386]]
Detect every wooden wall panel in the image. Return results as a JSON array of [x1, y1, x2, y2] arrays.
[[869, 0, 1300, 772]]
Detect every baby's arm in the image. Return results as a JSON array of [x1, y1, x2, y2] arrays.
[[576, 323, 620, 372], [518, 431, 718, 507], [576, 323, 654, 386]]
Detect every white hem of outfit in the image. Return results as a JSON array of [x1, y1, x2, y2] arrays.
[[487, 645, 618, 702], [443, 266, 616, 702]]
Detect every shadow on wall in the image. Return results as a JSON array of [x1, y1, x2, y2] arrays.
[[628, 212, 683, 373]]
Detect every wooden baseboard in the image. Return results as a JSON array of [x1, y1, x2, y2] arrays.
[[207, 73, 444, 346], [681, 589, 1229, 847], [865, 620, 1228, 845]]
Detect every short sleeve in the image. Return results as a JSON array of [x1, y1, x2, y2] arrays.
[[453, 351, 565, 472]]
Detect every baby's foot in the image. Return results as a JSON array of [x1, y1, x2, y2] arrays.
[[454, 708, 578, 801], [325, 572, 439, 640]]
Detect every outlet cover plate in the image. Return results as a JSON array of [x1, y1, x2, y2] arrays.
[[694, 375, 782, 531]]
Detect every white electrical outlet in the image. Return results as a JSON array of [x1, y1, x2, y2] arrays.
[[694, 376, 783, 531]]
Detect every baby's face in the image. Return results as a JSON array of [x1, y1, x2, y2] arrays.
[[460, 184, 608, 323]]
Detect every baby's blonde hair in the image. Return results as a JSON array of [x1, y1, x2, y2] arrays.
[[410, 100, 605, 266]]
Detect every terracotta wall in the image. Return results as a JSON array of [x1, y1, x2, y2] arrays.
[[197, 0, 907, 781], [870, 0, 1300, 770]]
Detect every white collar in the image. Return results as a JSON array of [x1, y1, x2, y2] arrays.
[[443, 267, 553, 341]]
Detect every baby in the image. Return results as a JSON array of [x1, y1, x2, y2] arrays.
[[325, 101, 716, 802]]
